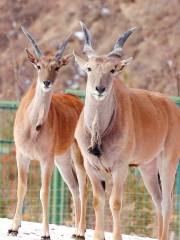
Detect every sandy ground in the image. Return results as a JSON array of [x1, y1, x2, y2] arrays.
[[0, 218, 156, 240]]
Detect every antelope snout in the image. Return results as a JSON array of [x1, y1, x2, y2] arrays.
[[95, 85, 106, 94], [43, 80, 51, 88]]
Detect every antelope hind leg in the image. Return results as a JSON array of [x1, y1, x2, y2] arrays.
[[158, 152, 179, 240], [139, 158, 163, 240], [55, 150, 81, 238]]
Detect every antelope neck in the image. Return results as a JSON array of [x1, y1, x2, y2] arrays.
[[84, 89, 116, 137], [28, 79, 53, 128]]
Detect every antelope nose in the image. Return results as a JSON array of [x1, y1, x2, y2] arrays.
[[96, 86, 105, 94], [43, 80, 51, 87]]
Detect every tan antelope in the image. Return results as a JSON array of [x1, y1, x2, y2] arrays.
[[74, 22, 180, 240], [8, 27, 87, 240]]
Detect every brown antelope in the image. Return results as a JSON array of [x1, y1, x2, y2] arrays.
[[74, 22, 180, 240], [8, 27, 87, 240]]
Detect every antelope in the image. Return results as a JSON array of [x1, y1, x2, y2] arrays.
[[74, 22, 180, 240], [8, 27, 87, 240]]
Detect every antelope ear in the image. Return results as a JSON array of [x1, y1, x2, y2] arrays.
[[73, 50, 87, 70], [117, 57, 133, 71], [25, 48, 37, 64], [60, 53, 73, 66]]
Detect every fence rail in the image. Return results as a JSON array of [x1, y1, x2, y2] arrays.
[[0, 91, 180, 239]]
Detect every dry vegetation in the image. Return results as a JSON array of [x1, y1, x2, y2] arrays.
[[0, 0, 180, 100]]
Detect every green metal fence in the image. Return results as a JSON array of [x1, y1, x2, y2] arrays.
[[0, 91, 180, 239]]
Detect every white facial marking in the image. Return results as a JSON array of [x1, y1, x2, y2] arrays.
[[92, 90, 107, 101], [41, 83, 52, 92], [38, 77, 53, 93], [42, 86, 52, 92]]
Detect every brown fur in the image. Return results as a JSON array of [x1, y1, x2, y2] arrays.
[[74, 23, 180, 240], [75, 57, 180, 240], [16, 82, 83, 155], [14, 81, 83, 153], [10, 49, 87, 239]]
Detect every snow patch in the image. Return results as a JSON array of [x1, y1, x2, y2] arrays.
[[0, 218, 156, 240]]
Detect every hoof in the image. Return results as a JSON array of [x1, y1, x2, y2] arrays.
[[72, 234, 77, 238], [88, 144, 102, 157], [41, 236, 51, 240], [71, 234, 85, 240], [8, 229, 18, 236], [76, 236, 85, 240]]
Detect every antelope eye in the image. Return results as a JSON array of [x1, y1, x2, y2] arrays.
[[110, 69, 115, 74], [37, 65, 41, 70], [87, 67, 92, 72], [55, 67, 60, 71]]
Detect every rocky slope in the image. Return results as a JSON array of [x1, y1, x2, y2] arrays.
[[0, 0, 180, 100]]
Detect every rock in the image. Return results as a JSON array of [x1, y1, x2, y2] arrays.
[[74, 31, 84, 41], [100, 7, 111, 17]]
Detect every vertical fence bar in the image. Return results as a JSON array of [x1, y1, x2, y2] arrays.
[[60, 179, 65, 224], [172, 96, 180, 239], [176, 164, 180, 203], [175, 164, 180, 238]]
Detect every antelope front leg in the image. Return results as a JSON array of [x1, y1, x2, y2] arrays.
[[8, 152, 30, 236], [73, 167, 88, 238], [40, 159, 54, 240], [109, 164, 128, 240], [85, 161, 105, 240], [71, 142, 88, 238]]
